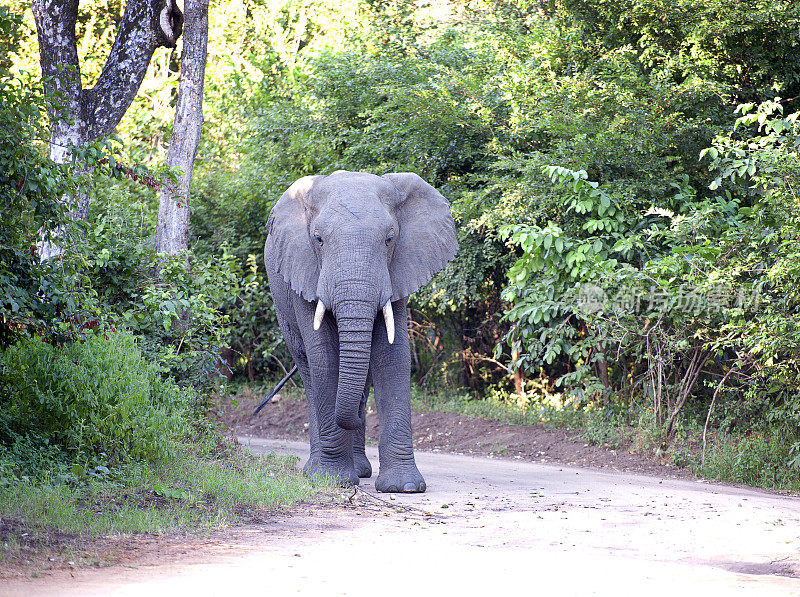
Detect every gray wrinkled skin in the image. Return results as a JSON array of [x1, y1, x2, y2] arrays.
[[264, 171, 458, 492]]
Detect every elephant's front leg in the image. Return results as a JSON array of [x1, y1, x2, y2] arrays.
[[306, 364, 359, 485], [303, 332, 359, 486], [305, 360, 370, 481], [370, 300, 425, 493]]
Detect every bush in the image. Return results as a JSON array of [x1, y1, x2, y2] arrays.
[[77, 186, 245, 388], [699, 428, 800, 492], [0, 331, 194, 481], [0, 73, 77, 348], [501, 103, 800, 461]]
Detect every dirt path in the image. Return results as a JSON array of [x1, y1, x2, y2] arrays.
[[226, 392, 691, 477], [6, 438, 800, 596]]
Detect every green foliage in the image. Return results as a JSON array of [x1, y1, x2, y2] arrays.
[[63, 186, 242, 387], [699, 427, 800, 492], [554, 0, 800, 108], [0, 331, 192, 481], [221, 253, 286, 381], [0, 74, 75, 347], [181, 1, 800, 434], [701, 102, 800, 440], [0, 6, 23, 76], [0, 58, 168, 349], [501, 101, 800, 468], [9, 0, 800, 493], [500, 165, 644, 372]]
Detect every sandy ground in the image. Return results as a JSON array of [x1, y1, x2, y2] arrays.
[[5, 437, 800, 597]]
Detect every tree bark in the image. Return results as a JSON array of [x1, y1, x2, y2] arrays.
[[32, 0, 183, 221], [31, 0, 83, 166], [155, 0, 209, 255]]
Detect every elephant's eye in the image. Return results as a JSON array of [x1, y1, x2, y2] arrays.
[[385, 235, 394, 246], [314, 234, 323, 246]]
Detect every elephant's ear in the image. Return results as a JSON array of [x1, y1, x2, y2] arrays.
[[265, 176, 322, 302], [382, 173, 459, 301]]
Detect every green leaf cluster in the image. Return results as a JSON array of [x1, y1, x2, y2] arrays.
[[0, 331, 194, 481]]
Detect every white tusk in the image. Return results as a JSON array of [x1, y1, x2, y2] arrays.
[[313, 300, 326, 331], [382, 301, 395, 344]]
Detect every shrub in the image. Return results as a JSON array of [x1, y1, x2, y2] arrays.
[[78, 188, 243, 388], [0, 331, 194, 480], [699, 428, 800, 492]]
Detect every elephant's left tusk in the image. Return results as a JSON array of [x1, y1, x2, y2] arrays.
[[313, 300, 326, 331], [382, 301, 395, 344]]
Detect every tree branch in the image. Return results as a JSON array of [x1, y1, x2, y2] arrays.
[[33, 0, 184, 147], [82, 0, 184, 140], [702, 365, 736, 467]]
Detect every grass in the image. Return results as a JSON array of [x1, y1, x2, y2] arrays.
[[1, 446, 320, 535], [0, 442, 327, 569], [0, 446, 329, 574], [0, 332, 333, 570], [697, 428, 800, 493], [250, 376, 587, 429], [410, 385, 589, 429]]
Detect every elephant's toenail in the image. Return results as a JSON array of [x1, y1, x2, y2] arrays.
[[403, 482, 417, 492]]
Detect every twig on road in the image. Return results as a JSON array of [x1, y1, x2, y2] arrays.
[[353, 486, 443, 521]]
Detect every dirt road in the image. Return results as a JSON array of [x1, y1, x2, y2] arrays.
[[6, 437, 800, 596]]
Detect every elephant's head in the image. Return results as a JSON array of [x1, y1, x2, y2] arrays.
[[266, 171, 458, 430]]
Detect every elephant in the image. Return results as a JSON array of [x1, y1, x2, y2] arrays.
[[264, 171, 458, 493]]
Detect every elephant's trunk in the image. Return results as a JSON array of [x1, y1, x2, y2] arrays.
[[333, 296, 376, 431]]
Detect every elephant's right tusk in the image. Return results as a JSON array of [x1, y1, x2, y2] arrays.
[[313, 300, 326, 330], [382, 301, 395, 344]]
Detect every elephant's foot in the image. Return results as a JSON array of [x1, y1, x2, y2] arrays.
[[304, 457, 359, 487], [375, 463, 426, 493], [354, 452, 372, 478], [302, 455, 319, 477]]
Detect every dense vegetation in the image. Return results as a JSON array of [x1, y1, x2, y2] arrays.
[[3, 0, 800, 502], [0, 4, 318, 548]]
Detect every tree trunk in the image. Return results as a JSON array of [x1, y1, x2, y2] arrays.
[[155, 0, 209, 255], [32, 0, 183, 232], [31, 0, 83, 165]]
